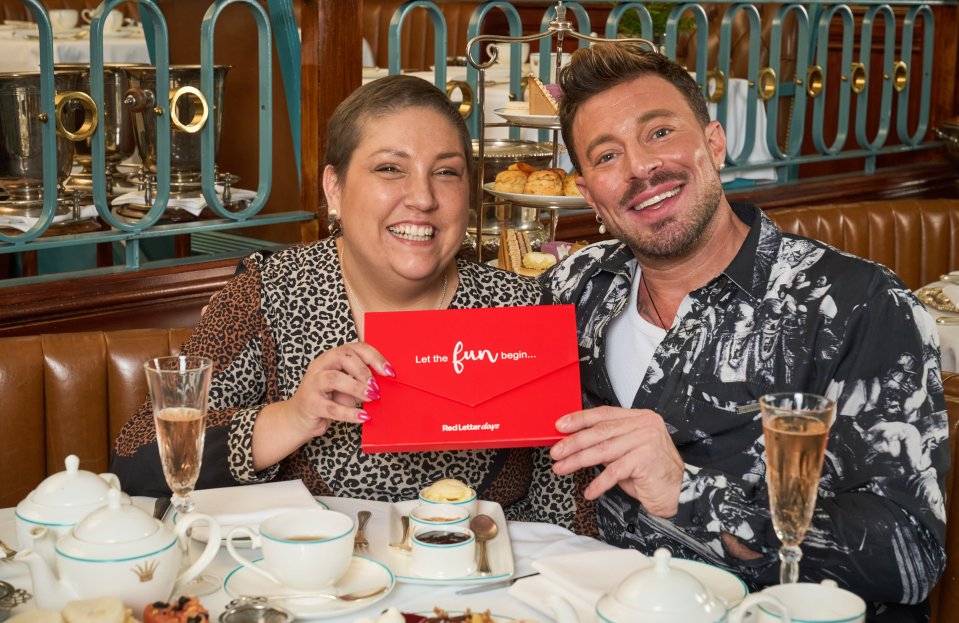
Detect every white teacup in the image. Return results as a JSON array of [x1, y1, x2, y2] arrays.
[[81, 9, 129, 32], [493, 42, 530, 67], [410, 503, 470, 531], [410, 525, 476, 579], [752, 580, 866, 623], [226, 509, 355, 592], [47, 9, 78, 32]]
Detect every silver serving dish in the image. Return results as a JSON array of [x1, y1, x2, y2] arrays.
[[932, 117, 959, 171]]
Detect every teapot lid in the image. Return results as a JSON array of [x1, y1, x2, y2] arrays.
[[73, 489, 160, 544], [598, 549, 726, 622], [21, 455, 117, 511]]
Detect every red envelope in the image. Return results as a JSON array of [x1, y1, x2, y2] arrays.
[[361, 305, 581, 453]]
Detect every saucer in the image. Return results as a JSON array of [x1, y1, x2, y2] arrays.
[[388, 499, 515, 586], [223, 555, 394, 620]]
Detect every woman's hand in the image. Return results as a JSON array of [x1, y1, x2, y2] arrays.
[[251, 342, 393, 470], [289, 342, 393, 435]]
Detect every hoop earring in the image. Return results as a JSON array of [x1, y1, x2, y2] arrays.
[[327, 208, 342, 237], [596, 214, 607, 235]]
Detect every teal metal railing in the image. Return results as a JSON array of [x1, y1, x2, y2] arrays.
[[383, 0, 952, 184], [0, 0, 311, 284]]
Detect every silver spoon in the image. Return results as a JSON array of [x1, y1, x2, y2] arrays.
[[248, 585, 389, 603], [469, 514, 498, 575], [389, 515, 413, 552]]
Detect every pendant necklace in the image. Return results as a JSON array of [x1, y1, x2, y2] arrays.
[[640, 274, 668, 329]]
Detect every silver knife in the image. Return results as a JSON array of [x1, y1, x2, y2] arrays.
[[454, 572, 540, 595], [153, 496, 172, 522]]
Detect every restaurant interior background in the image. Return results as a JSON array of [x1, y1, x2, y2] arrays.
[[0, 0, 957, 338]]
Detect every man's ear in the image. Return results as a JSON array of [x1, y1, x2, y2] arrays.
[[575, 174, 594, 208], [705, 120, 728, 170]]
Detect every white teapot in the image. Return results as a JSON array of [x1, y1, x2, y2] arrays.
[[16, 489, 221, 613], [546, 549, 791, 623], [15, 455, 130, 566]]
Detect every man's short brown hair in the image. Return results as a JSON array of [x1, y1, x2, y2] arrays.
[[558, 43, 710, 172]]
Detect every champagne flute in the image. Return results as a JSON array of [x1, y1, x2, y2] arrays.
[[760, 392, 834, 585], [144, 355, 219, 595]]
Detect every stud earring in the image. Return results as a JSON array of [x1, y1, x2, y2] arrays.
[[718, 162, 726, 171], [596, 214, 607, 235]]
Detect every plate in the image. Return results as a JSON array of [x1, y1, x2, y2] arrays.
[[483, 183, 588, 209], [23, 28, 85, 39], [668, 558, 748, 607], [388, 499, 514, 586], [493, 108, 560, 129], [223, 555, 395, 620]]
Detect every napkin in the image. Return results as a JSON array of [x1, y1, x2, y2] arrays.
[[176, 480, 320, 540], [112, 186, 257, 216], [509, 549, 647, 620], [0, 205, 98, 233]]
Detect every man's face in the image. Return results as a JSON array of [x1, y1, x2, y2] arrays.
[[572, 75, 727, 261]]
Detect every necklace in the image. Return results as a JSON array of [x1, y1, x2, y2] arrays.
[[640, 274, 668, 329], [340, 247, 449, 314]]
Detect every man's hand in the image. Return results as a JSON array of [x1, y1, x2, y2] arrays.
[[550, 406, 685, 517]]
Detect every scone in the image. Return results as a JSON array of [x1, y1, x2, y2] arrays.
[[493, 169, 527, 194], [523, 251, 557, 270], [508, 161, 535, 175], [563, 171, 582, 197], [523, 169, 563, 195], [547, 167, 567, 180]]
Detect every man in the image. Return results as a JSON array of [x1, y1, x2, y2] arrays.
[[542, 43, 947, 621]]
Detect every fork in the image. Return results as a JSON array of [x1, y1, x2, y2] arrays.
[[354, 510, 371, 552]]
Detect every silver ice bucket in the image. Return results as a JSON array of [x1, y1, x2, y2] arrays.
[[122, 65, 229, 175], [56, 63, 139, 166], [0, 70, 97, 194]]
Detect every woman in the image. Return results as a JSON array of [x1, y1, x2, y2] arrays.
[[111, 75, 593, 533]]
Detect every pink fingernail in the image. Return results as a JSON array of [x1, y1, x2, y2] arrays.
[[365, 388, 380, 401], [368, 377, 380, 392], [357, 411, 371, 422], [383, 363, 396, 378]]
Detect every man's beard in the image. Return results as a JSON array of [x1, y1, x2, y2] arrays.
[[608, 169, 723, 260]]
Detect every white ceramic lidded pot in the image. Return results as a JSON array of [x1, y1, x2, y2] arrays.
[[547, 549, 791, 623], [16, 488, 221, 613], [15, 455, 129, 566]]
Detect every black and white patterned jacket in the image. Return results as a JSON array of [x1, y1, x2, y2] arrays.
[[541, 203, 947, 621]]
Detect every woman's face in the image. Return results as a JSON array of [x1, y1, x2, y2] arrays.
[[325, 106, 469, 285]]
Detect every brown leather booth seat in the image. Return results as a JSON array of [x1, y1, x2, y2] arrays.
[[766, 198, 959, 292], [363, 0, 480, 71], [0, 327, 191, 509]]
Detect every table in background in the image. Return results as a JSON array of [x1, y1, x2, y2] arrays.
[[0, 496, 614, 622], [0, 27, 149, 72]]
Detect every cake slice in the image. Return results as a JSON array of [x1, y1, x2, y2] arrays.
[[527, 74, 561, 115]]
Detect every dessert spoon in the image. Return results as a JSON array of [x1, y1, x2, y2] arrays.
[[469, 514, 498, 575]]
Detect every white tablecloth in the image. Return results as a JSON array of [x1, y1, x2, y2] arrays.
[[0, 27, 149, 72], [0, 496, 616, 623]]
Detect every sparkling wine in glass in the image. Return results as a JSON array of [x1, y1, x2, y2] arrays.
[[760, 392, 834, 585], [144, 355, 219, 595]]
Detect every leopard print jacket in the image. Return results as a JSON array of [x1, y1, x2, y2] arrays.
[[111, 237, 595, 535]]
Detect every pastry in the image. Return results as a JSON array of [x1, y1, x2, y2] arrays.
[[523, 251, 557, 270], [507, 161, 535, 175], [492, 169, 527, 194], [420, 478, 474, 503], [527, 74, 561, 115], [63, 598, 133, 623], [143, 597, 208, 623], [498, 229, 532, 273], [546, 167, 567, 180], [523, 169, 563, 195], [563, 171, 582, 197]]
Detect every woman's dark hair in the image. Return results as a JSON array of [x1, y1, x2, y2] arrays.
[[558, 43, 709, 172], [324, 74, 473, 180]]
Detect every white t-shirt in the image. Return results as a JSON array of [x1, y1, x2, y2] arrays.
[[605, 262, 692, 407]]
